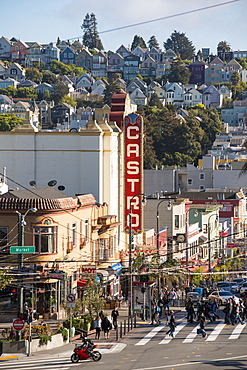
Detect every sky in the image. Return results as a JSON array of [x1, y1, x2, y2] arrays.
[[1, 0, 246, 54]]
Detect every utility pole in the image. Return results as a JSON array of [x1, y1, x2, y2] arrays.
[[17, 213, 24, 318]]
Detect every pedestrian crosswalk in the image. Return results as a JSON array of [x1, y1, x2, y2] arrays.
[[135, 320, 247, 346], [0, 356, 81, 369]]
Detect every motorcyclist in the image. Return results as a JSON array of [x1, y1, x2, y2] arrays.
[[80, 334, 94, 356]]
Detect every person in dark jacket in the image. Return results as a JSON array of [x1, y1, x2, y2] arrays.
[[101, 314, 112, 339], [111, 307, 119, 329], [166, 311, 176, 337]]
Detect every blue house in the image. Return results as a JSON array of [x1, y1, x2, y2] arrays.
[[60, 47, 76, 65]]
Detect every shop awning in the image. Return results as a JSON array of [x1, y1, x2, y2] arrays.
[[111, 263, 124, 274], [77, 279, 88, 288]]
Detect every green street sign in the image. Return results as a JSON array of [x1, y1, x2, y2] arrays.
[[10, 246, 36, 254]]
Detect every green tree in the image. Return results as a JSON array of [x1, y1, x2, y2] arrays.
[[169, 57, 191, 84], [51, 77, 69, 104], [131, 35, 147, 51], [149, 92, 163, 108], [82, 280, 105, 316], [103, 81, 121, 106], [16, 87, 38, 100], [231, 70, 241, 99], [164, 30, 195, 60], [236, 57, 247, 70], [43, 90, 51, 101], [217, 40, 231, 61], [0, 270, 12, 291], [49, 60, 70, 75], [25, 68, 43, 83], [148, 35, 159, 49], [0, 114, 23, 131], [32, 61, 46, 72], [61, 95, 77, 108], [81, 13, 104, 50], [42, 70, 57, 84]]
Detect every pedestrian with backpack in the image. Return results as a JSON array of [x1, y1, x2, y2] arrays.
[[166, 311, 176, 338]]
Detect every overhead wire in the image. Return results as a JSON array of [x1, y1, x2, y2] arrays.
[[67, 0, 240, 41]]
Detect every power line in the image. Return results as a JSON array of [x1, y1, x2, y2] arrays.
[[68, 0, 240, 42]]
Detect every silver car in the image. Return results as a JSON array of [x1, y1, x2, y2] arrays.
[[208, 290, 235, 306]]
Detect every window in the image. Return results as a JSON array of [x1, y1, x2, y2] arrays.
[[34, 226, 56, 253], [203, 224, 208, 233], [175, 215, 179, 229], [85, 219, 89, 241], [72, 222, 76, 248], [63, 53, 67, 58], [0, 227, 8, 248], [199, 185, 205, 190], [10, 69, 17, 75], [188, 178, 193, 185], [199, 173, 205, 180]]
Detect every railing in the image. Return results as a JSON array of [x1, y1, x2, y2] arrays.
[[114, 315, 137, 341]]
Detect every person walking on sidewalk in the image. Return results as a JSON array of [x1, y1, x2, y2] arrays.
[[94, 316, 102, 340], [166, 311, 176, 338], [169, 289, 177, 307], [111, 307, 119, 329], [101, 313, 112, 339]]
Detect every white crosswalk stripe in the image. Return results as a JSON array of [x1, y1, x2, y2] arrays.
[[229, 322, 246, 339], [135, 324, 165, 345], [135, 319, 247, 346], [183, 323, 200, 343], [0, 356, 81, 369], [206, 321, 225, 341], [159, 322, 188, 344]]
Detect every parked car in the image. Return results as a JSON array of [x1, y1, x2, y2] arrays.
[[186, 292, 200, 304], [229, 282, 239, 293], [240, 282, 247, 296], [232, 278, 244, 288], [217, 281, 231, 290], [208, 290, 235, 306]]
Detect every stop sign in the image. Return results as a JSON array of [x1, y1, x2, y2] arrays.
[[13, 318, 25, 331]]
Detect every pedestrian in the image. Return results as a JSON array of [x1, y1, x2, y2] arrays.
[[211, 299, 220, 320], [101, 313, 112, 339], [230, 298, 237, 325], [94, 316, 102, 339], [235, 303, 244, 324], [99, 310, 105, 320], [223, 299, 231, 324], [204, 300, 213, 322], [198, 312, 207, 338], [166, 311, 176, 338], [186, 298, 195, 323], [111, 307, 119, 329], [169, 289, 177, 307], [163, 294, 170, 315]]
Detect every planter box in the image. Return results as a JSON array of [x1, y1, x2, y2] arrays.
[[0, 340, 26, 354], [25, 331, 69, 353]]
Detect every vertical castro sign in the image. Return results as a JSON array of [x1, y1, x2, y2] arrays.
[[124, 113, 143, 234]]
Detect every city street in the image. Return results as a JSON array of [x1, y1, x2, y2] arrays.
[[1, 310, 247, 370]]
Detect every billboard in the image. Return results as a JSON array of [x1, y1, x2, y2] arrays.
[[124, 113, 143, 234]]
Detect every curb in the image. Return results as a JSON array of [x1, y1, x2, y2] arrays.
[[0, 355, 19, 361]]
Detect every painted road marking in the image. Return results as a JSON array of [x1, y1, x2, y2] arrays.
[[135, 324, 165, 346]]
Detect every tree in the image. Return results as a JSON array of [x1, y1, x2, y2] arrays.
[[217, 40, 231, 61], [61, 95, 77, 108], [148, 35, 159, 49], [0, 114, 23, 131], [16, 87, 38, 100], [169, 57, 191, 84], [149, 92, 163, 108], [236, 57, 247, 70], [103, 81, 121, 106], [81, 13, 104, 50], [0, 270, 12, 291], [25, 68, 43, 83], [164, 30, 195, 60], [51, 77, 69, 104], [231, 70, 240, 99], [49, 60, 70, 75], [131, 35, 147, 51], [82, 280, 105, 316], [42, 70, 57, 84]]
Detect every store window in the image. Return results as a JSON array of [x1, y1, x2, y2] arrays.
[[0, 227, 8, 247], [34, 226, 56, 253]]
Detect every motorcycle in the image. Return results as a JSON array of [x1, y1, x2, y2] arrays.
[[71, 343, 102, 363]]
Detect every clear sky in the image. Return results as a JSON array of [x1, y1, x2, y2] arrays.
[[1, 0, 246, 54]]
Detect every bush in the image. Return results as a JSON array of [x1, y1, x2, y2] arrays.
[[39, 334, 52, 346]]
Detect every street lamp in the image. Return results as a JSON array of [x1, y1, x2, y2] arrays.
[[16, 207, 37, 317], [128, 193, 146, 317], [156, 198, 172, 258]]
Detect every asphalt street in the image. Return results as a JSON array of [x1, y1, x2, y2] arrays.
[[1, 310, 247, 370]]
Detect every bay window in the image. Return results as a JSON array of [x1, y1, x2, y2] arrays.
[[34, 226, 56, 253]]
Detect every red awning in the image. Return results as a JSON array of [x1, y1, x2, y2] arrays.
[[77, 279, 88, 287]]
